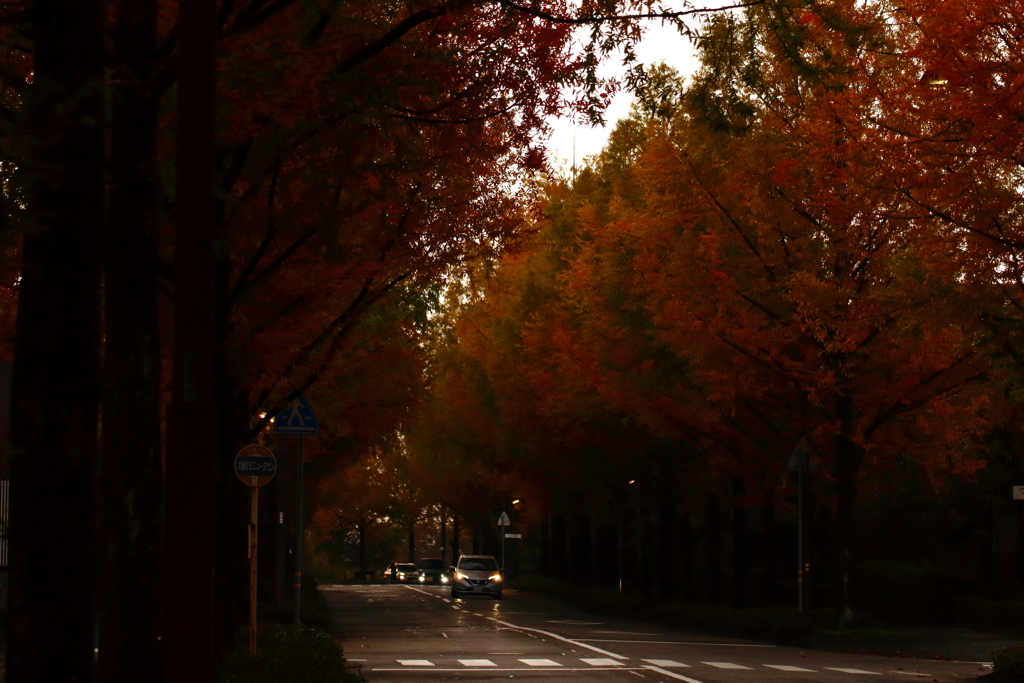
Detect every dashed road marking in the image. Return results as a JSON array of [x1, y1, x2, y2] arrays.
[[643, 659, 690, 668], [888, 672, 930, 677], [519, 659, 561, 667], [458, 659, 496, 667], [765, 664, 815, 672], [703, 662, 753, 670], [826, 668, 881, 675], [584, 639, 774, 647], [397, 660, 434, 666], [582, 658, 625, 667]]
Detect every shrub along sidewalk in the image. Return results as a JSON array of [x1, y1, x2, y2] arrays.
[[218, 578, 362, 683]]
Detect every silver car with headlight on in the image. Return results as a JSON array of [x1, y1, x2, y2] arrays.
[[450, 555, 502, 599]]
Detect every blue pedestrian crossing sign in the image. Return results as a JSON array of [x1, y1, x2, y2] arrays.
[[274, 395, 318, 435]]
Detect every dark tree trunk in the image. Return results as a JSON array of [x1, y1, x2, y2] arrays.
[[681, 508, 694, 602], [6, 0, 104, 678], [640, 502, 654, 598], [440, 508, 447, 565], [620, 501, 638, 595], [706, 492, 722, 603], [551, 512, 567, 580], [96, 0, 163, 677], [835, 393, 862, 628], [761, 487, 776, 605], [658, 494, 677, 599], [732, 477, 747, 609], [358, 516, 367, 576], [408, 524, 416, 562], [450, 515, 461, 562], [163, 0, 219, 676], [539, 515, 549, 576]]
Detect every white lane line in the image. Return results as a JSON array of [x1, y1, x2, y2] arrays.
[[583, 639, 775, 647], [487, 618, 628, 660], [642, 665, 706, 683], [643, 659, 690, 668], [347, 659, 367, 661], [582, 658, 625, 667], [887, 672, 930, 677], [598, 631, 663, 636], [765, 665, 815, 672], [397, 660, 434, 666], [442, 598, 451, 603], [703, 662, 753, 670], [459, 659, 497, 667], [371, 667, 647, 672], [547, 620, 603, 625], [826, 668, 881, 675], [519, 659, 561, 667], [404, 586, 435, 597]]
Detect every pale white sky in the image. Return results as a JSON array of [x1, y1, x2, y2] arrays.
[[545, 22, 703, 174]]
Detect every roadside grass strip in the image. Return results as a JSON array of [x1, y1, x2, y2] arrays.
[[643, 659, 691, 668], [582, 658, 625, 666], [703, 662, 753, 669], [458, 659, 496, 667], [641, 665, 706, 683], [826, 668, 881, 675], [519, 659, 561, 666], [764, 664, 815, 672]]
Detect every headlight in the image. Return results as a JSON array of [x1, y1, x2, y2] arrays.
[[489, 574, 502, 583], [418, 575, 425, 582], [398, 573, 405, 578], [441, 576, 449, 583], [456, 572, 468, 580]]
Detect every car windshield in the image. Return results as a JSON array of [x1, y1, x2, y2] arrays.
[[459, 557, 498, 572], [419, 559, 445, 570], [396, 564, 416, 571]]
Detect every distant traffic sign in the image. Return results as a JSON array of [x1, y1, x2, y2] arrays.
[[274, 395, 318, 435], [234, 445, 277, 486], [497, 511, 510, 526]]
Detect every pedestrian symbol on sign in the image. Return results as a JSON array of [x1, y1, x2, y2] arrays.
[[274, 395, 318, 435]]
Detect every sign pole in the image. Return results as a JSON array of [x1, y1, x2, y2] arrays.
[[250, 479, 258, 655], [294, 434, 305, 624], [233, 444, 277, 658]]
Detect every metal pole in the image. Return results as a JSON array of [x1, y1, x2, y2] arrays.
[[294, 435, 305, 624], [797, 458, 804, 613], [250, 481, 258, 655], [275, 434, 286, 607]]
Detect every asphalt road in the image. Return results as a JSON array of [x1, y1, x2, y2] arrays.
[[323, 584, 992, 683]]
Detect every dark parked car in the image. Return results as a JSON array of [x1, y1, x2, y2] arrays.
[[385, 562, 419, 584], [450, 554, 502, 599], [417, 558, 448, 585]]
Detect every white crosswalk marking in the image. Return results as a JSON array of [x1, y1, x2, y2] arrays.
[[582, 658, 625, 666], [397, 660, 434, 666], [826, 668, 881, 675], [458, 659, 496, 667], [703, 662, 753, 670], [519, 659, 561, 667], [643, 659, 690, 668], [765, 665, 816, 672]]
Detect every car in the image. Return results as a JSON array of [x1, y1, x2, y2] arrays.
[[450, 554, 502, 599], [385, 562, 419, 584], [417, 558, 449, 585]]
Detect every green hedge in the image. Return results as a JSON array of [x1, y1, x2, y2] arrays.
[[993, 643, 1024, 678]]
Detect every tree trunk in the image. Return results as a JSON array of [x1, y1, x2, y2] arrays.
[[732, 477, 747, 609], [681, 508, 694, 602], [706, 492, 722, 603], [6, 0, 104, 678], [97, 0, 163, 677], [658, 493, 677, 599], [451, 515, 461, 562], [408, 524, 416, 562], [358, 516, 367, 577], [761, 488, 775, 606], [835, 393, 863, 628]]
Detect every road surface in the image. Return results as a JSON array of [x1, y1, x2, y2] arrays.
[[323, 584, 991, 682]]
